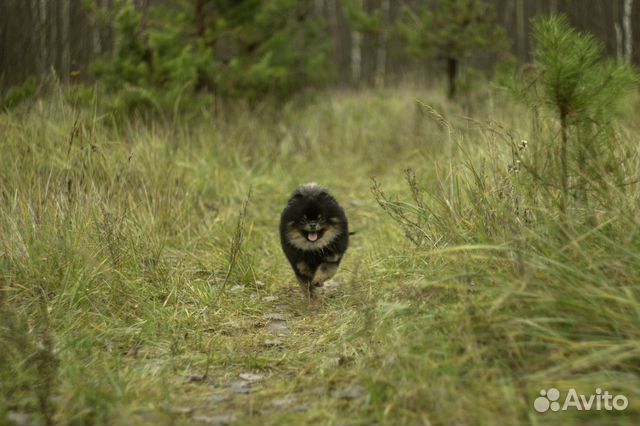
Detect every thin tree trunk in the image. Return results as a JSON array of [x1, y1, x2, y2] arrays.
[[615, 23, 624, 60], [576, 127, 589, 206], [350, 0, 362, 85], [25, 0, 37, 81], [623, 0, 633, 62], [92, 0, 102, 58], [446, 57, 458, 99], [39, 0, 47, 76], [374, 0, 389, 88], [560, 109, 569, 213], [48, 0, 58, 79], [516, 0, 525, 60], [62, 0, 70, 81], [194, 0, 205, 37], [360, 0, 377, 86], [329, 0, 351, 86]]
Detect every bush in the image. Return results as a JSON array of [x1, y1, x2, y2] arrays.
[[500, 15, 638, 211], [1, 77, 38, 111], [85, 0, 334, 115], [397, 0, 509, 98]]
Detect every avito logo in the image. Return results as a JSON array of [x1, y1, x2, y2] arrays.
[[534, 388, 628, 413]]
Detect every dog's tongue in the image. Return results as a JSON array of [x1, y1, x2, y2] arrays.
[[307, 232, 318, 242]]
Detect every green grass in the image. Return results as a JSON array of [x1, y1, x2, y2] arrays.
[[1, 86, 639, 425]]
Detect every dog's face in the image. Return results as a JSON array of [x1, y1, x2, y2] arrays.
[[282, 184, 344, 250]]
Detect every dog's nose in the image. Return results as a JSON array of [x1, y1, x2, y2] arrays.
[[309, 222, 318, 230]]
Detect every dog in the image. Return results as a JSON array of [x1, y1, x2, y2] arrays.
[[279, 183, 349, 298]]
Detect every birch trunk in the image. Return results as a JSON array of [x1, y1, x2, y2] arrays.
[[623, 0, 633, 63]]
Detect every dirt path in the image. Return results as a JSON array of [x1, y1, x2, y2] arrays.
[[166, 278, 367, 425]]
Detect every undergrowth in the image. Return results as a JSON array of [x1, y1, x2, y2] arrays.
[[1, 83, 639, 425]]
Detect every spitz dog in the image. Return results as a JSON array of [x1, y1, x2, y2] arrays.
[[279, 183, 349, 297]]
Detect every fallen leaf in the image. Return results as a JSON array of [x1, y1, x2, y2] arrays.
[[262, 313, 286, 321], [239, 373, 264, 382], [191, 414, 235, 425], [228, 285, 244, 293]]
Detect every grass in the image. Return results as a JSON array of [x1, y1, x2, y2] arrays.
[[1, 85, 639, 425]]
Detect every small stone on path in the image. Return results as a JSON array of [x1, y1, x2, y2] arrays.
[[266, 319, 289, 336], [210, 394, 231, 403], [270, 397, 297, 408], [229, 380, 252, 394], [335, 385, 365, 400], [185, 374, 207, 383]]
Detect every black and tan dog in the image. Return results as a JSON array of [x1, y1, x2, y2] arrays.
[[279, 183, 349, 298]]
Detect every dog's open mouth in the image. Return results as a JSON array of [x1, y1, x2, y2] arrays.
[[304, 230, 324, 242]]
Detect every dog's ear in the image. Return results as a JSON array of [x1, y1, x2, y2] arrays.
[[288, 191, 304, 205]]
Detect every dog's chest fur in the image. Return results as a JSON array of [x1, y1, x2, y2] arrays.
[[282, 235, 348, 283]]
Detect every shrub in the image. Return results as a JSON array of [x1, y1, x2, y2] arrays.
[[1, 77, 38, 111], [500, 15, 638, 211], [397, 0, 508, 98], [85, 0, 334, 115]]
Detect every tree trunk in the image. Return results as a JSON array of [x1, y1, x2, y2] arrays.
[[330, 0, 351, 87], [576, 127, 589, 206], [374, 0, 389, 88], [623, 0, 633, 63], [446, 57, 458, 99], [516, 0, 525, 60], [560, 109, 569, 213], [350, 0, 362, 85], [360, 0, 377, 87], [61, 0, 70, 81]]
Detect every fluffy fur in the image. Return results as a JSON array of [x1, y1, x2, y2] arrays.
[[279, 183, 349, 297]]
